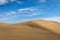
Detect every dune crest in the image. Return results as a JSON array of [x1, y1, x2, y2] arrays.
[[32, 20, 60, 34]]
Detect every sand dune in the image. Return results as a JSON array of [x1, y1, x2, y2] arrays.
[[0, 20, 60, 40], [32, 20, 60, 34]]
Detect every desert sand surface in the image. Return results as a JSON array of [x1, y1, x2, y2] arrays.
[[0, 20, 60, 40]]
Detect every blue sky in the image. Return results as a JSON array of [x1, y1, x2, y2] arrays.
[[0, 0, 60, 23]]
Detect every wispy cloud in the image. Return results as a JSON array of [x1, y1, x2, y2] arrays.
[[0, 7, 42, 17], [0, 18, 9, 20], [41, 16, 60, 23], [24, 16, 60, 23], [16, 1, 24, 4], [0, 0, 8, 5], [4, 11, 16, 16], [18, 8, 38, 11], [28, 13, 41, 16], [0, 0, 23, 5], [0, 7, 42, 21], [10, 0, 23, 4], [18, 7, 41, 16]]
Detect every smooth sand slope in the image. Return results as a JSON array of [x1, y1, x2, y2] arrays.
[[0, 20, 60, 40], [32, 20, 60, 34]]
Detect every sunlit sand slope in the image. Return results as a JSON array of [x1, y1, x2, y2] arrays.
[[32, 20, 60, 34], [0, 20, 60, 40]]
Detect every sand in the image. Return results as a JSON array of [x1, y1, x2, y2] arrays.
[[0, 20, 60, 40]]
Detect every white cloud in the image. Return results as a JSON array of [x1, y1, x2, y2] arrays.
[[0, 0, 8, 5], [10, 11, 16, 14], [19, 8, 29, 11], [16, 1, 23, 4], [19, 8, 38, 11], [23, 16, 60, 23], [0, 0, 23, 5], [5, 11, 16, 16], [6, 13, 11, 16], [10, 0, 23, 4], [41, 16, 60, 23], [0, 18, 9, 20], [18, 8, 41, 16], [0, 7, 42, 21], [26, 13, 41, 16]]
